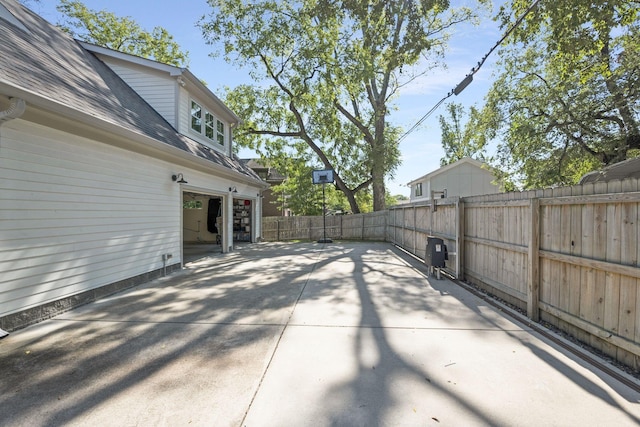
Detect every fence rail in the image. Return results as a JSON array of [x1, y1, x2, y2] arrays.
[[261, 178, 640, 370], [262, 211, 387, 242]]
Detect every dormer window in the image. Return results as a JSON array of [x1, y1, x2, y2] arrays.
[[191, 101, 202, 133], [205, 112, 215, 140], [191, 99, 225, 147], [216, 120, 225, 146]]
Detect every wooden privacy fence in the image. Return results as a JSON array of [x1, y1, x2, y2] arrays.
[[389, 180, 640, 370], [262, 211, 387, 242], [261, 178, 640, 369], [386, 198, 462, 279]]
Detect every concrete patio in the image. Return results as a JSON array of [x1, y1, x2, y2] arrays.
[[1, 242, 639, 426]]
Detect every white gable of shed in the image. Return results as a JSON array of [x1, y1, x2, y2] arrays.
[[408, 158, 500, 200]]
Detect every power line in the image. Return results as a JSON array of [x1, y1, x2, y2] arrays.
[[397, 0, 543, 143]]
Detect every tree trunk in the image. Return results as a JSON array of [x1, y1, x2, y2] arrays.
[[372, 104, 387, 212], [344, 187, 361, 214], [372, 166, 386, 211]]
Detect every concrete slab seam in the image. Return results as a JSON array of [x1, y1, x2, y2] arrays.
[[239, 246, 326, 426]]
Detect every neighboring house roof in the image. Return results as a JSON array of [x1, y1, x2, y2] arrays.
[[0, 0, 260, 182], [242, 159, 286, 183], [407, 157, 492, 186], [579, 157, 640, 184]]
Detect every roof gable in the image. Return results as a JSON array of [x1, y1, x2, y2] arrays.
[[407, 157, 492, 185], [0, 0, 258, 182], [80, 42, 241, 125], [242, 158, 286, 182]]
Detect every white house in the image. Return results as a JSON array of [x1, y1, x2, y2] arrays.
[[407, 157, 500, 202], [0, 0, 267, 331]]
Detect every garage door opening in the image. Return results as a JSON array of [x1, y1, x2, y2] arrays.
[[182, 192, 223, 263], [232, 197, 252, 242]]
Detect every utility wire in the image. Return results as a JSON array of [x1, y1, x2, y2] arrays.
[[397, 0, 543, 143]]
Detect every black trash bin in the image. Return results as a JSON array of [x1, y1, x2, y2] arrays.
[[425, 236, 447, 278]]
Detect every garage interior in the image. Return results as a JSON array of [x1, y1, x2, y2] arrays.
[[182, 192, 253, 264]]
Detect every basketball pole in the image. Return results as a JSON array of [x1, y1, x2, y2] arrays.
[[318, 181, 332, 243]]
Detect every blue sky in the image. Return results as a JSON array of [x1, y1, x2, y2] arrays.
[[30, 0, 505, 197]]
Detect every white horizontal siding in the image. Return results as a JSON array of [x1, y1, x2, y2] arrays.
[[177, 87, 189, 135], [430, 163, 499, 198], [0, 123, 181, 317], [105, 61, 177, 127]]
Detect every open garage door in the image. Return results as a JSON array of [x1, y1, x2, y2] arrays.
[[182, 192, 224, 263], [231, 197, 253, 242]]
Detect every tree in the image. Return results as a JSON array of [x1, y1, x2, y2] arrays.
[[438, 102, 487, 166], [386, 193, 409, 207], [480, 0, 640, 188], [200, 0, 489, 212], [267, 155, 324, 216], [262, 153, 357, 216], [56, 0, 189, 67]]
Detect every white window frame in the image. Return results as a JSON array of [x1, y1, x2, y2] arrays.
[[190, 100, 202, 134], [190, 99, 226, 148], [205, 112, 215, 140], [216, 120, 225, 146], [415, 183, 423, 197]]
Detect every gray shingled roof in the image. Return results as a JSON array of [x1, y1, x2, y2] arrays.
[[242, 159, 286, 182], [0, 0, 260, 182], [579, 157, 640, 184]]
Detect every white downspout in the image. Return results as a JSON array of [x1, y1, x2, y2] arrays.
[[0, 97, 26, 125]]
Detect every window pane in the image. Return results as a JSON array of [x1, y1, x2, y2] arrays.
[[216, 120, 225, 145], [191, 101, 202, 132], [205, 112, 214, 139]]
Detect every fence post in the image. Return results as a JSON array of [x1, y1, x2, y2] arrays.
[[413, 206, 417, 255], [390, 209, 394, 243], [457, 199, 465, 280], [528, 198, 540, 321], [402, 207, 407, 247]]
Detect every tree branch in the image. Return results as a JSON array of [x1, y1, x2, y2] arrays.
[[334, 100, 375, 144]]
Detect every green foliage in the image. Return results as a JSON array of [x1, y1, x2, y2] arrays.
[[481, 0, 640, 189], [264, 155, 368, 215], [56, 0, 189, 67], [438, 102, 487, 166], [385, 193, 409, 207], [183, 200, 203, 209], [269, 159, 323, 216], [200, 0, 489, 211]]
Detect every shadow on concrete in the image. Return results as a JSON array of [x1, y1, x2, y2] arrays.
[[0, 242, 327, 426], [1, 242, 638, 426], [312, 244, 640, 426]]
